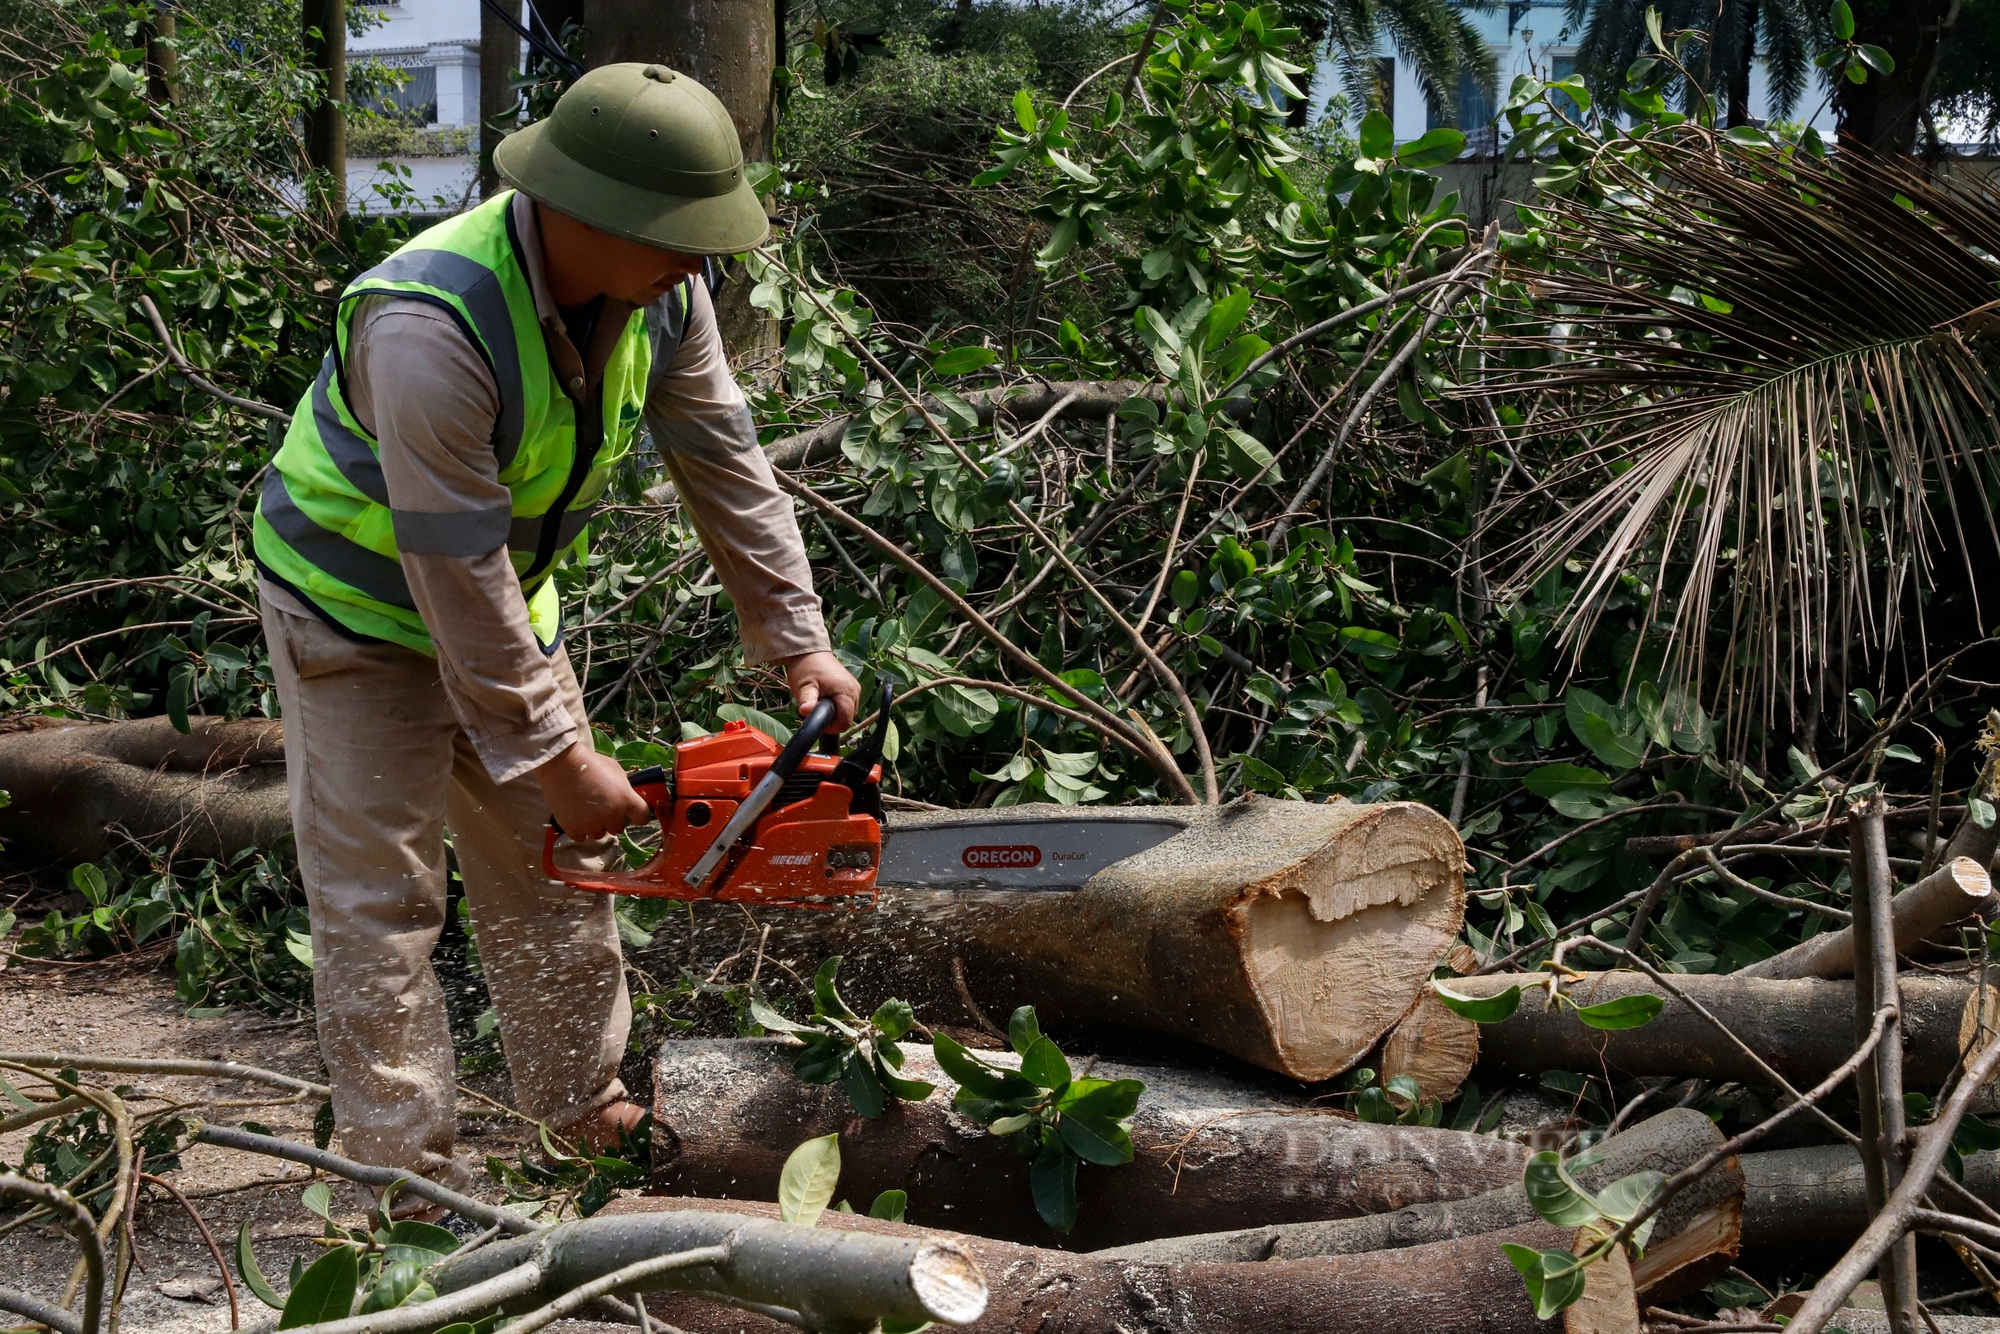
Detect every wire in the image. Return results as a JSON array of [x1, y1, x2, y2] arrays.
[[477, 0, 583, 78]]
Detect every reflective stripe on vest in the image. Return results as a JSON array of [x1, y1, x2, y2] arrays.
[[254, 191, 690, 655]]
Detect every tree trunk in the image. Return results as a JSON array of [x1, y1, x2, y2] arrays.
[[141, 3, 179, 104], [1442, 971, 1975, 1088], [1741, 857, 1990, 980], [302, 0, 346, 213], [1739, 1145, 2000, 1252], [1099, 1108, 1737, 1306], [1833, 0, 1958, 154], [651, 1038, 1527, 1250], [634, 797, 1466, 1081], [0, 717, 288, 870], [1380, 987, 1480, 1102], [480, 0, 522, 197], [600, 1197, 1642, 1334], [584, 0, 777, 360]]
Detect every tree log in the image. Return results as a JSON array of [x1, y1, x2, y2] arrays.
[[1741, 856, 1991, 980], [1443, 971, 1974, 1087], [1098, 1107, 1738, 1305], [635, 797, 1465, 1082], [600, 1197, 1641, 1334], [1739, 1145, 2000, 1252], [0, 716, 288, 868], [1381, 987, 1481, 1102], [652, 1038, 1527, 1249]]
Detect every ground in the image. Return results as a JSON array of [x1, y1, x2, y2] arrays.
[[0, 952, 623, 1333]]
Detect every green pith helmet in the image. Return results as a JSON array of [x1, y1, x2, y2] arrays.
[[493, 63, 769, 256]]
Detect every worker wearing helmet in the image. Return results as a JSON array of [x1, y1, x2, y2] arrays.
[[253, 64, 860, 1202]]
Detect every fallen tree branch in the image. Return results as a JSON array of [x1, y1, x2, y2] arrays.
[[136, 296, 293, 425], [0, 1173, 105, 1334], [0, 1054, 329, 1099], [190, 1124, 536, 1236], [0, 1283, 84, 1334], [1743, 857, 1991, 980]]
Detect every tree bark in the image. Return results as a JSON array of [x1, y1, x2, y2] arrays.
[[1098, 1107, 1737, 1305], [1441, 971, 1975, 1088], [427, 1207, 986, 1334], [141, 3, 179, 104], [599, 1197, 1642, 1334], [635, 796, 1466, 1081], [302, 0, 346, 213], [1741, 857, 1990, 980], [652, 1038, 1527, 1250], [1739, 1146, 2000, 1252], [0, 716, 288, 869], [1834, 0, 1959, 155], [585, 0, 777, 359], [480, 0, 521, 197]]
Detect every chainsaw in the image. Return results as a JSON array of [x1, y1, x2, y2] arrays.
[[544, 687, 891, 907]]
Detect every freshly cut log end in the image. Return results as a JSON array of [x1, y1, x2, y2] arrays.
[[1381, 988, 1480, 1102], [652, 1039, 1529, 1249], [912, 1241, 989, 1326], [1076, 793, 1466, 1080], [1961, 979, 2000, 1076], [1630, 1197, 1741, 1301], [1742, 856, 1991, 981]]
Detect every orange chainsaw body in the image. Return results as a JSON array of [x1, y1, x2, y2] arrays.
[[544, 717, 883, 906]]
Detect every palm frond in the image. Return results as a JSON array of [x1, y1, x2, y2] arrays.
[[1478, 135, 2000, 739]]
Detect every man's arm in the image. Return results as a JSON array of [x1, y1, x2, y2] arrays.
[[349, 298, 645, 838], [645, 281, 861, 728]]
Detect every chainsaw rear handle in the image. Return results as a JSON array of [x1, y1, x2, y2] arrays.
[[546, 765, 665, 841]]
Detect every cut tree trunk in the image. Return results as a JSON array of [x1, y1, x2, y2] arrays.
[[301, 0, 345, 213], [600, 1196, 1641, 1334], [1380, 987, 1480, 1101], [652, 1038, 1526, 1250], [634, 797, 1466, 1081], [1739, 1146, 2000, 1252], [478, 0, 520, 197], [1741, 856, 1991, 980], [1100, 1107, 1739, 1303], [0, 717, 288, 869], [1444, 971, 1974, 1088]]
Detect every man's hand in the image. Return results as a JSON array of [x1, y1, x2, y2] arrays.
[[533, 738, 651, 841], [784, 651, 862, 732]]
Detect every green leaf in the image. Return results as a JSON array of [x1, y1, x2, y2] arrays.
[[285, 929, 314, 970], [932, 346, 997, 376], [1830, 0, 1855, 40], [714, 702, 792, 744], [1008, 1005, 1044, 1055], [1856, 43, 1894, 73], [1019, 1036, 1072, 1089], [1357, 108, 1394, 160], [1594, 1169, 1666, 1250], [1339, 625, 1400, 658], [1030, 1142, 1080, 1233], [1974, 796, 1996, 829], [872, 998, 916, 1042], [301, 1181, 333, 1221], [1432, 981, 1522, 1024], [877, 1061, 936, 1103], [1523, 1150, 1602, 1227], [235, 1221, 286, 1311], [778, 1133, 842, 1225], [811, 956, 859, 1022], [932, 1031, 1015, 1097], [1502, 1242, 1590, 1319], [166, 664, 194, 734], [1523, 764, 1612, 798], [278, 1244, 358, 1328], [841, 1053, 887, 1118], [1058, 1110, 1134, 1166], [313, 1098, 335, 1150], [869, 1189, 909, 1223], [1012, 87, 1038, 132], [749, 999, 819, 1035], [1058, 1077, 1144, 1123], [1396, 127, 1466, 168], [1573, 994, 1664, 1030], [383, 1218, 460, 1265]]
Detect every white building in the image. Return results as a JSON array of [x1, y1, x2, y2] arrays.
[[346, 0, 503, 210]]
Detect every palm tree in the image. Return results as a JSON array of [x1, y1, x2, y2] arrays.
[[1276, 0, 1498, 129], [1481, 133, 2000, 746], [1563, 0, 1821, 125]]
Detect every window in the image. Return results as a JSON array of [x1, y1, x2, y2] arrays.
[[1548, 51, 1581, 117], [362, 61, 436, 124], [1426, 65, 1496, 153]]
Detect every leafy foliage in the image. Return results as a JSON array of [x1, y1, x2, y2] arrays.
[[933, 1006, 1143, 1234], [1507, 1149, 1670, 1316], [750, 956, 937, 1117]]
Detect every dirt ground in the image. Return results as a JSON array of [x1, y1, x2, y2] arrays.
[[0, 953, 624, 1334]]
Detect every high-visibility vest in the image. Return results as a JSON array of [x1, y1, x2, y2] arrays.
[[253, 190, 690, 654]]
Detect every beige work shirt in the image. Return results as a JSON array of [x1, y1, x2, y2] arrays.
[[263, 191, 827, 786]]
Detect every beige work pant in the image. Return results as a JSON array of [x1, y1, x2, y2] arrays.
[[260, 593, 630, 1193]]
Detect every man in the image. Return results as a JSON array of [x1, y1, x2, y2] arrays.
[[253, 63, 860, 1199]]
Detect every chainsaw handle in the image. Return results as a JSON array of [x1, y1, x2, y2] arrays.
[[543, 765, 667, 880], [772, 698, 839, 786]]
